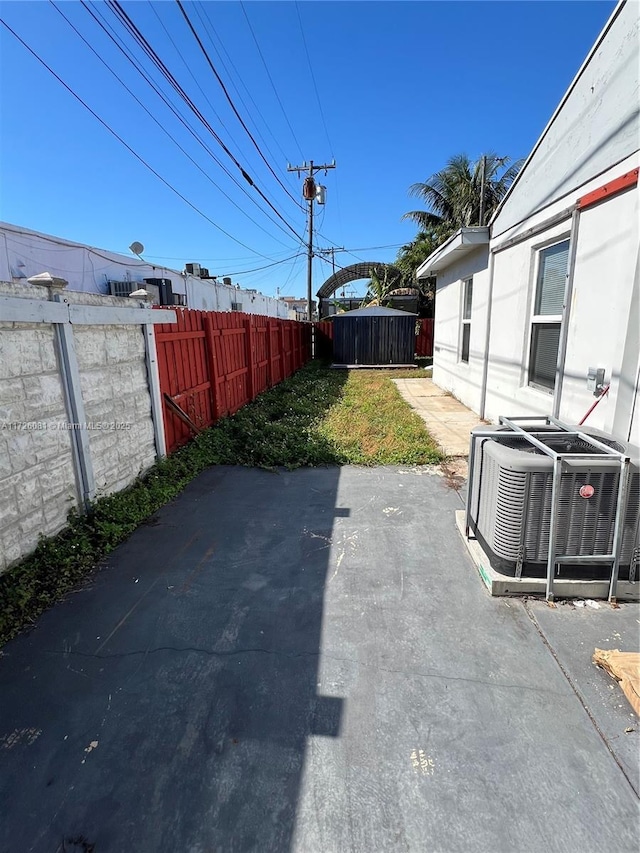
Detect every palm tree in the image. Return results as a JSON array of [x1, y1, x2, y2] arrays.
[[403, 153, 522, 233], [360, 267, 401, 309]]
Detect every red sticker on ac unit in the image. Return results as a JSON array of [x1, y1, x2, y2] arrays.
[[579, 484, 595, 499]]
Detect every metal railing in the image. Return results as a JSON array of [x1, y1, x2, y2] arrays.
[[466, 415, 631, 602]]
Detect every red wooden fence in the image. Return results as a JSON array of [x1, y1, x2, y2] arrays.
[[155, 309, 312, 453], [416, 318, 434, 357]]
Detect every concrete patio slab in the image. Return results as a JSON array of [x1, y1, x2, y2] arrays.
[[0, 466, 638, 852], [393, 378, 484, 456]]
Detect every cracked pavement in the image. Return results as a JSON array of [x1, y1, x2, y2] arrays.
[[0, 465, 638, 852]]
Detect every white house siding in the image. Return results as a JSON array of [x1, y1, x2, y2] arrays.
[[483, 154, 639, 441], [492, 0, 639, 240], [432, 246, 489, 414]]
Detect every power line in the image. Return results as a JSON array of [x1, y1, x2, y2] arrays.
[[49, 1, 298, 252], [221, 252, 305, 277], [175, 0, 304, 213], [106, 1, 305, 244], [196, 1, 301, 190], [239, 1, 305, 162], [148, 1, 253, 168], [294, 1, 333, 157], [0, 17, 276, 259], [81, 0, 302, 249]]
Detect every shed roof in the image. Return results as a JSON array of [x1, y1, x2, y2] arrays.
[[332, 305, 417, 318]]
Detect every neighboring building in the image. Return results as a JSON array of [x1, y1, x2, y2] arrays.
[[0, 222, 289, 318], [418, 0, 639, 443], [279, 296, 316, 321]]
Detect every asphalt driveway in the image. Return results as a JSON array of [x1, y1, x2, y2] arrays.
[[0, 466, 638, 852]]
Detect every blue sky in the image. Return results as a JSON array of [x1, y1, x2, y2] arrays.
[[0, 1, 614, 298]]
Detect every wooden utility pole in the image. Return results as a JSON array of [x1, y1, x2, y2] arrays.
[[287, 159, 336, 321]]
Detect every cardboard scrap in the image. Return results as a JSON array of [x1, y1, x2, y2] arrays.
[[593, 649, 640, 716]]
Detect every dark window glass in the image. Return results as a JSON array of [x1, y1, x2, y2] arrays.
[[461, 324, 471, 364], [529, 323, 561, 390]]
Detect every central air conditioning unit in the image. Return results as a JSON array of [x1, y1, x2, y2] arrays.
[[144, 277, 173, 306], [468, 419, 639, 582], [109, 280, 137, 298]]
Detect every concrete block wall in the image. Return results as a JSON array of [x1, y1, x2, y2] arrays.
[[0, 283, 159, 573], [0, 283, 78, 569]]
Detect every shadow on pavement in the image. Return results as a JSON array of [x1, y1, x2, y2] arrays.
[[0, 466, 344, 852]]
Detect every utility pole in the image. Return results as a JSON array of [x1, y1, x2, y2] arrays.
[[317, 246, 345, 276], [288, 159, 336, 320], [478, 154, 487, 227]]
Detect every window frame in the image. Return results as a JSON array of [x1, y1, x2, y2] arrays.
[[459, 277, 473, 364], [527, 238, 570, 393]]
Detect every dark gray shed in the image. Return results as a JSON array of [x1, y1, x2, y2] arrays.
[[332, 306, 417, 367]]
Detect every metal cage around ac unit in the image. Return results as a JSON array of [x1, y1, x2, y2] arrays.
[[466, 418, 639, 599]]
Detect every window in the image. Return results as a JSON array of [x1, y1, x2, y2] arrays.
[[231, 302, 243, 312], [460, 277, 473, 363], [528, 240, 569, 391]]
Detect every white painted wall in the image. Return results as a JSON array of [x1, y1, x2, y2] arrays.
[[0, 222, 288, 318], [432, 246, 489, 413], [483, 155, 640, 441], [185, 276, 289, 318], [492, 0, 639, 239], [0, 222, 186, 298]]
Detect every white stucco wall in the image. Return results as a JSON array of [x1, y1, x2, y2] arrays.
[[492, 0, 639, 238], [185, 276, 289, 318], [0, 222, 186, 298], [483, 155, 640, 441], [0, 222, 288, 318], [432, 246, 490, 413]]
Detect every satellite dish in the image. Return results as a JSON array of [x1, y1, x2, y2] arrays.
[[129, 241, 144, 256]]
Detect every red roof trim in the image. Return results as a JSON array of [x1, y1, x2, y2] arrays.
[[577, 168, 639, 210]]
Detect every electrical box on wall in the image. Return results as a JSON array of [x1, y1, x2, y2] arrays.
[[587, 367, 606, 396]]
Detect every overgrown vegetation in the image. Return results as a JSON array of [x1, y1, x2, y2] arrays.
[[0, 361, 442, 645]]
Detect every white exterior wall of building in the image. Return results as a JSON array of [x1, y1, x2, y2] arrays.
[[484, 154, 639, 441], [431, 246, 490, 414], [491, 0, 639, 241], [0, 223, 288, 318], [474, 1, 640, 443], [185, 276, 289, 318]]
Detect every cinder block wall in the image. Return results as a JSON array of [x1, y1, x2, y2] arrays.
[[0, 283, 158, 573]]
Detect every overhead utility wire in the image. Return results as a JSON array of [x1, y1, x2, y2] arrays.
[[107, 0, 305, 243], [50, 2, 296, 251], [82, 1, 300, 250], [294, 1, 333, 157], [148, 1, 252, 167], [239, 1, 305, 162], [195, 1, 301, 192], [0, 19, 273, 258], [222, 252, 305, 277], [175, 0, 304, 213]]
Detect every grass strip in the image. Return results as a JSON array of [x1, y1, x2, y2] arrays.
[[0, 361, 441, 645]]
